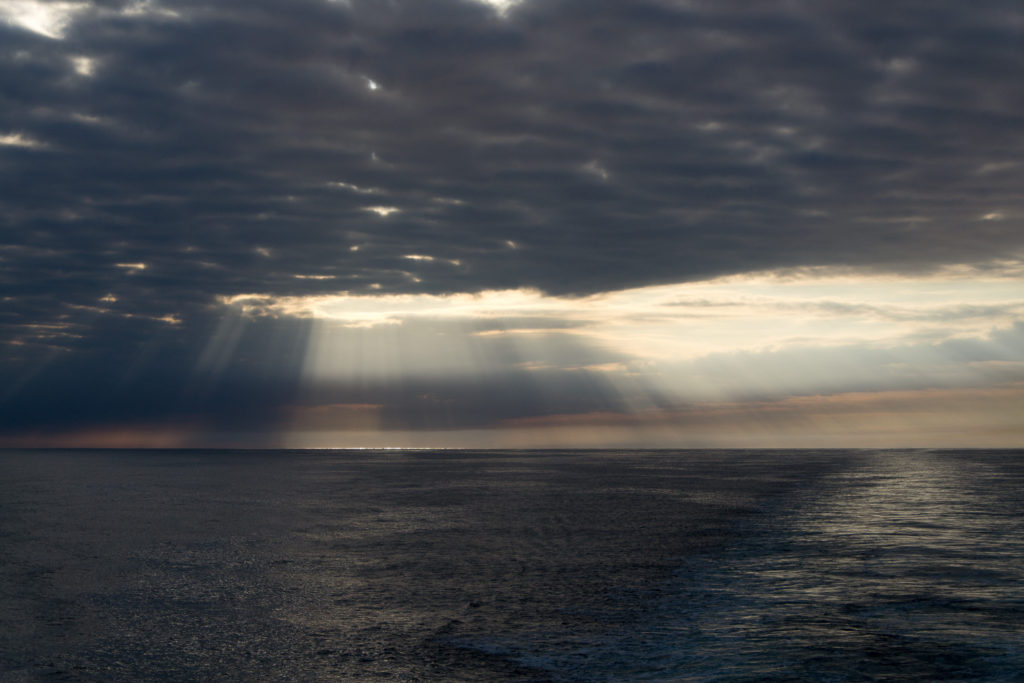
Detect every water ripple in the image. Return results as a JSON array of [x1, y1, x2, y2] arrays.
[[517, 450, 1024, 681]]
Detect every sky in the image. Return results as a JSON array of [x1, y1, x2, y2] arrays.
[[1, 0, 1022, 448]]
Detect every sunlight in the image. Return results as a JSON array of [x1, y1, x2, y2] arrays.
[[70, 55, 96, 76], [0, 133, 45, 148], [472, 0, 522, 17], [222, 261, 1024, 364], [0, 0, 86, 39], [184, 313, 248, 398], [214, 261, 1024, 445], [363, 206, 400, 217]]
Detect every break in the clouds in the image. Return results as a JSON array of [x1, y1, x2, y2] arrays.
[[2, 0, 1023, 446]]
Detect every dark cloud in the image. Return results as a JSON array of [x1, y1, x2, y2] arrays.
[[2, 0, 1022, 440]]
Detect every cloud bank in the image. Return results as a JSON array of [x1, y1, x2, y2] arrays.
[[2, 0, 1022, 445]]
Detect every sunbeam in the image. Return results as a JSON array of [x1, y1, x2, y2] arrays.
[[204, 264, 1024, 447]]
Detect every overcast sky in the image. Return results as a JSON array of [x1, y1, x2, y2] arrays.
[[2, 0, 1022, 447]]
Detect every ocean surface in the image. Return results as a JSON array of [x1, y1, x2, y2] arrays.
[[1, 448, 1022, 681]]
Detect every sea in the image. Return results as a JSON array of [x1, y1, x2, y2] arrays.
[[1, 448, 1022, 681]]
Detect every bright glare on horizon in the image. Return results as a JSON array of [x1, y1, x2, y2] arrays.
[[207, 263, 1024, 448], [222, 262, 1024, 363]]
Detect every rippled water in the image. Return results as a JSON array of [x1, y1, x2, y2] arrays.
[[2, 449, 1022, 680], [480, 450, 1024, 681]]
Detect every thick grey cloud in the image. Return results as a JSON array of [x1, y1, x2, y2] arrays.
[[2, 0, 1022, 439]]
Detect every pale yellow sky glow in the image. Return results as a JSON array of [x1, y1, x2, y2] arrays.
[[0, 0, 87, 39], [70, 55, 96, 76], [0, 0, 181, 39], [473, 0, 522, 16], [212, 263, 1024, 447], [270, 381, 1024, 450], [223, 262, 1024, 362], [0, 132, 46, 148]]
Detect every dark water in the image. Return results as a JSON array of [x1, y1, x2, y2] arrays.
[[1, 449, 1022, 681]]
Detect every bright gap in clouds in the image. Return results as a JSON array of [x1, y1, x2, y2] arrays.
[[472, 0, 522, 16], [63, 259, 1019, 450], [0, 1, 86, 39], [215, 262, 1024, 449], [1, 0, 181, 39], [223, 262, 1024, 369]]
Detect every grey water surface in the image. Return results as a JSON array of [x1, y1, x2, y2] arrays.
[[1, 449, 1022, 681]]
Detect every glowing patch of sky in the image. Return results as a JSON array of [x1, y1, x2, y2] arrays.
[[216, 262, 1024, 447], [70, 55, 95, 76], [223, 262, 1024, 365], [0, 0, 86, 39], [1, 0, 179, 40], [472, 0, 522, 16], [0, 132, 46, 148], [363, 206, 400, 217]]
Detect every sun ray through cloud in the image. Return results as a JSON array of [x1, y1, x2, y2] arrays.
[[1, 0, 1023, 448]]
